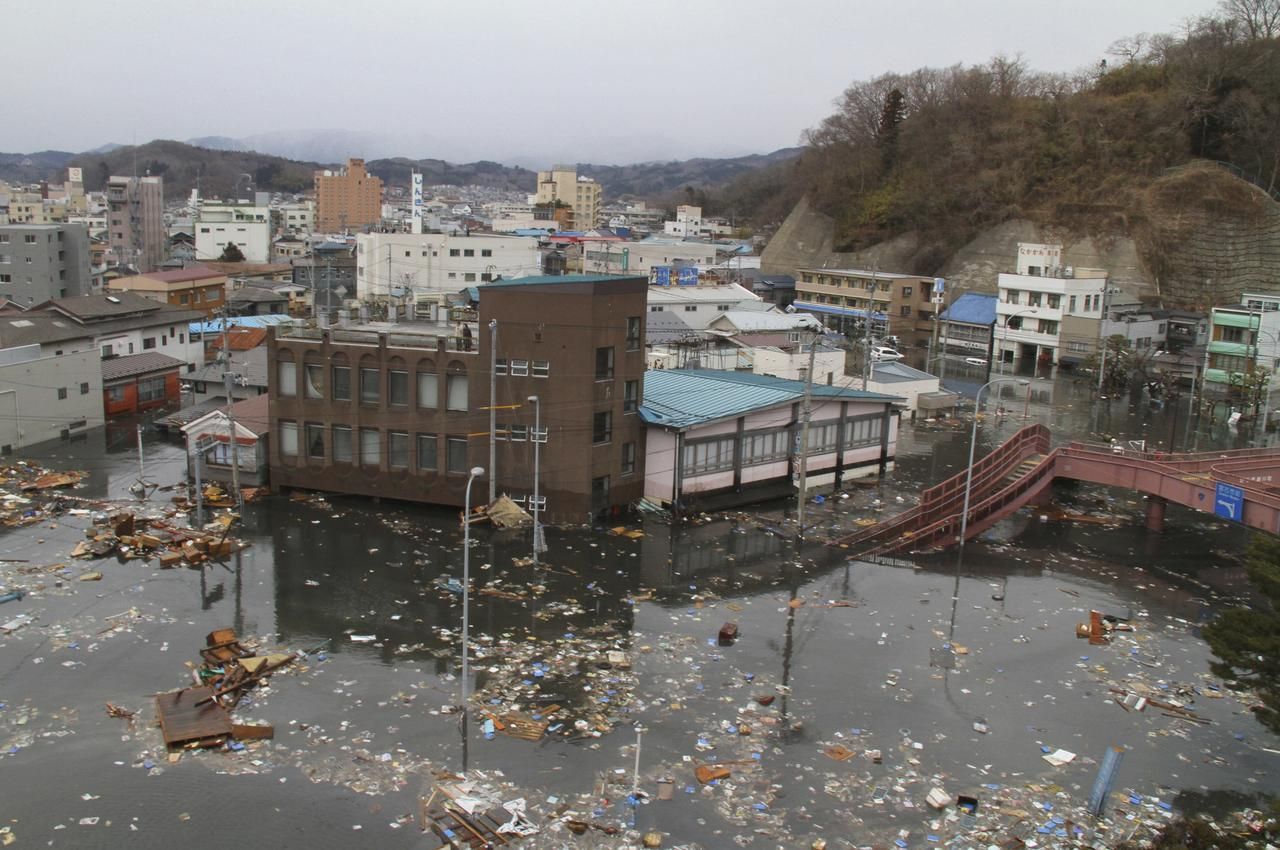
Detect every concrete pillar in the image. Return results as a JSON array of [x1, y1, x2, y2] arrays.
[[1144, 495, 1167, 532]]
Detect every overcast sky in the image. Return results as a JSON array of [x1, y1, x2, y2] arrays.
[[8, 0, 1214, 164]]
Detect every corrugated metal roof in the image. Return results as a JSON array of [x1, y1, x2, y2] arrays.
[[188, 314, 296, 334], [639, 369, 902, 430], [940, 292, 997, 326], [101, 352, 184, 382]]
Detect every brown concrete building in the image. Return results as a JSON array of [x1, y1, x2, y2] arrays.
[[108, 266, 227, 317], [314, 159, 383, 233], [268, 274, 647, 521]]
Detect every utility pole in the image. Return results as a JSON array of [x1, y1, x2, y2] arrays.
[[796, 332, 818, 538], [1096, 284, 1112, 396], [488, 319, 498, 505], [528, 395, 544, 566], [223, 371, 243, 513]]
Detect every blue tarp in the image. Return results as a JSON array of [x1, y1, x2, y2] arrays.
[[940, 292, 997, 326]]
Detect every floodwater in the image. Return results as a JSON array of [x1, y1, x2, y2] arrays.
[[0, 368, 1275, 849]]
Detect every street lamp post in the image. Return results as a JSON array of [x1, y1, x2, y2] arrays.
[[997, 309, 1039, 375], [460, 465, 485, 767], [959, 379, 1028, 548], [528, 395, 543, 566]]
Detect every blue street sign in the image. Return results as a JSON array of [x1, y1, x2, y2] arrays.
[[677, 267, 699, 286], [1215, 481, 1244, 521]]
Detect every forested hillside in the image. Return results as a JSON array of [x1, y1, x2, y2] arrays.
[[731, 2, 1280, 281]]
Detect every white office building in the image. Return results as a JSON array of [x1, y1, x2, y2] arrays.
[[995, 242, 1108, 370], [195, 203, 272, 264], [354, 232, 542, 299]]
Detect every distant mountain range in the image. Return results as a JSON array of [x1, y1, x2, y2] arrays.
[[0, 138, 802, 202]]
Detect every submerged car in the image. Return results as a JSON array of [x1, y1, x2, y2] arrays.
[[871, 346, 904, 362]]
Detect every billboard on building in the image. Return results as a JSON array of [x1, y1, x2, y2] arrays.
[[677, 267, 698, 286], [651, 266, 672, 286], [67, 167, 83, 184], [411, 173, 424, 235]]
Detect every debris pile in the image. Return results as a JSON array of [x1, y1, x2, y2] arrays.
[[154, 628, 294, 750]]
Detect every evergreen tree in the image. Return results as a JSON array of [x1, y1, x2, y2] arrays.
[[1204, 533, 1280, 734], [875, 88, 906, 171], [219, 242, 246, 263]]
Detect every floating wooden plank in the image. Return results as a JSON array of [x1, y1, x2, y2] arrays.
[[155, 686, 232, 748]]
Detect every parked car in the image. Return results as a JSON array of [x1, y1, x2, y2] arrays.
[[871, 346, 904, 362]]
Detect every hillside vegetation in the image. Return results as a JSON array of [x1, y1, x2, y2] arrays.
[[729, 2, 1280, 277]]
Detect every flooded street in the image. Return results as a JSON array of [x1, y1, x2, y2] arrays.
[[0, 369, 1276, 848]]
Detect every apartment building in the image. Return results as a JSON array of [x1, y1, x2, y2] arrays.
[[354, 232, 541, 299], [1205, 293, 1280, 393], [268, 273, 648, 520], [278, 201, 314, 236], [0, 223, 92, 305], [535, 166, 602, 231], [107, 175, 165, 272], [995, 243, 1108, 370], [0, 339, 103, 451], [314, 159, 383, 233], [794, 267, 937, 347], [195, 202, 272, 263]]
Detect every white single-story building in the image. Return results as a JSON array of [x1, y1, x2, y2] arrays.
[[180, 394, 270, 487], [639, 369, 902, 512], [867, 361, 959, 419]]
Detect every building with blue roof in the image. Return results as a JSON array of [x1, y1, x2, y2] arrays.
[[938, 292, 997, 357], [639, 368, 902, 512]]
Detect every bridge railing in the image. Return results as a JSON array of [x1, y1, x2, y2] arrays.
[[874, 442, 1280, 555], [868, 449, 1061, 555], [834, 424, 1050, 551]]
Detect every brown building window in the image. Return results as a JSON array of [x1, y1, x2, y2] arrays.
[[532, 360, 549, 377], [279, 421, 299, 457], [626, 317, 641, 351], [360, 368, 379, 404], [304, 364, 323, 399], [510, 359, 529, 377], [594, 346, 614, 380], [446, 371, 468, 411], [417, 370, 438, 408], [333, 426, 353, 462], [621, 442, 636, 476], [388, 432, 409, 469], [389, 370, 409, 406], [417, 434, 438, 471], [360, 428, 380, 467], [305, 424, 325, 458], [592, 411, 612, 445], [446, 437, 468, 473], [623, 380, 639, 413], [278, 357, 296, 397], [332, 365, 351, 401]]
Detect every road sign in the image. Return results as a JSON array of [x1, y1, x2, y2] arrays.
[[1087, 746, 1124, 817], [1215, 481, 1244, 521]]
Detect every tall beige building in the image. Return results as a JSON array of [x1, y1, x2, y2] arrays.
[[314, 158, 383, 233], [535, 166, 602, 231], [107, 175, 165, 272]]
